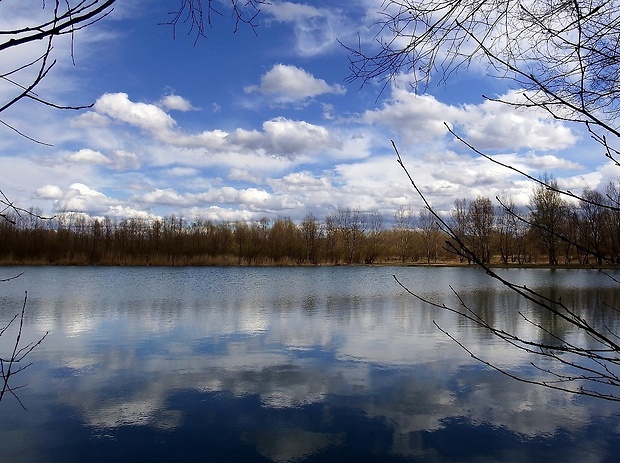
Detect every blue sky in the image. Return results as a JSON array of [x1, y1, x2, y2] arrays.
[[1, 1, 613, 224]]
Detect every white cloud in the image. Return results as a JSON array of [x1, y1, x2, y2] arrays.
[[110, 150, 141, 171], [70, 111, 111, 128], [64, 148, 140, 171], [245, 64, 345, 103], [54, 183, 110, 214], [159, 94, 196, 112], [224, 117, 341, 157], [181, 205, 256, 223], [168, 167, 199, 177], [135, 185, 304, 217], [104, 205, 156, 221], [272, 172, 328, 191], [232, 187, 273, 206], [226, 128, 264, 148], [139, 188, 188, 206], [459, 91, 578, 151], [85, 93, 341, 158], [228, 168, 264, 184], [494, 152, 583, 173], [262, 2, 344, 56], [36, 184, 64, 200], [362, 86, 579, 152], [35, 182, 157, 219], [262, 2, 322, 22], [362, 90, 460, 143], [94, 93, 176, 133], [66, 149, 110, 165], [68, 183, 104, 197], [262, 117, 340, 154]]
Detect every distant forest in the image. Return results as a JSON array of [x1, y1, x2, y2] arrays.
[[2, 178, 620, 266]]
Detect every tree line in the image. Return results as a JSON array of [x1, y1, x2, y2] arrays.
[[1, 176, 618, 266]]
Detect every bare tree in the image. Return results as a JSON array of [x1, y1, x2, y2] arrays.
[[335, 207, 366, 264], [0, 1, 266, 143], [496, 193, 517, 264], [164, 0, 265, 41], [418, 208, 440, 263], [577, 188, 610, 265], [393, 141, 620, 402], [467, 196, 495, 264], [1, 1, 116, 144], [0, 278, 48, 410], [393, 205, 416, 263], [346, 1, 620, 137], [528, 175, 567, 265], [301, 213, 323, 264], [0, 0, 265, 405], [344, 0, 620, 401], [449, 198, 470, 263], [605, 180, 620, 263], [363, 210, 384, 264]]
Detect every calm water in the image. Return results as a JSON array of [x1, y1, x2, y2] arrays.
[[1, 266, 620, 462]]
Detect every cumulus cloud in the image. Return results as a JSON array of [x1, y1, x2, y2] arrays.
[[110, 150, 141, 170], [105, 205, 156, 220], [265, 173, 337, 210], [86, 93, 341, 158], [245, 64, 345, 103], [181, 205, 256, 223], [136, 185, 302, 217], [94, 93, 176, 133], [362, 90, 460, 143], [226, 117, 341, 156], [53, 183, 111, 214], [34, 182, 157, 219], [64, 148, 140, 171], [362, 87, 579, 152], [216, 187, 273, 206], [459, 91, 578, 151], [159, 94, 196, 112], [262, 2, 322, 22], [263, 117, 339, 153], [65, 149, 110, 165], [139, 188, 188, 206], [262, 2, 342, 56], [168, 167, 200, 177], [495, 152, 583, 173], [36, 184, 64, 200], [63, 85, 351, 167], [228, 168, 264, 184], [70, 111, 111, 128], [272, 172, 328, 191]]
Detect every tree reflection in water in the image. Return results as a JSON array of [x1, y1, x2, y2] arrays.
[[1, 266, 619, 462]]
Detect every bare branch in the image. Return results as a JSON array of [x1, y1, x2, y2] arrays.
[[0, 292, 49, 410], [392, 138, 620, 401]]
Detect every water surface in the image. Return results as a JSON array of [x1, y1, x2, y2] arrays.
[[1, 266, 619, 462]]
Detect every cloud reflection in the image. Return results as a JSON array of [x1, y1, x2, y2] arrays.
[[9, 266, 620, 462]]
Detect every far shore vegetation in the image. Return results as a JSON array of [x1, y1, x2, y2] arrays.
[[3, 178, 620, 268]]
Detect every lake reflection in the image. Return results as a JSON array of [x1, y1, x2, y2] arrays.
[[1, 266, 620, 462]]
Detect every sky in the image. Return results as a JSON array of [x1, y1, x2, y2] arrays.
[[0, 0, 616, 225]]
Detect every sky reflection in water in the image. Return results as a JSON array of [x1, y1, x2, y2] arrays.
[[1, 266, 620, 462]]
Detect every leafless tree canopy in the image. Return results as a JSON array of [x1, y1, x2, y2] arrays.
[[0, 0, 265, 144], [348, 1, 620, 141], [392, 142, 620, 402], [0, 0, 265, 406], [164, 0, 266, 40], [0, 291, 48, 410], [344, 1, 620, 401], [4, 0, 620, 404]]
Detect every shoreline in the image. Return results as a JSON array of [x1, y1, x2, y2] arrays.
[[0, 260, 613, 270]]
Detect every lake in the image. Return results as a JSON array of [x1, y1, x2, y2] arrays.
[[1, 266, 620, 462]]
